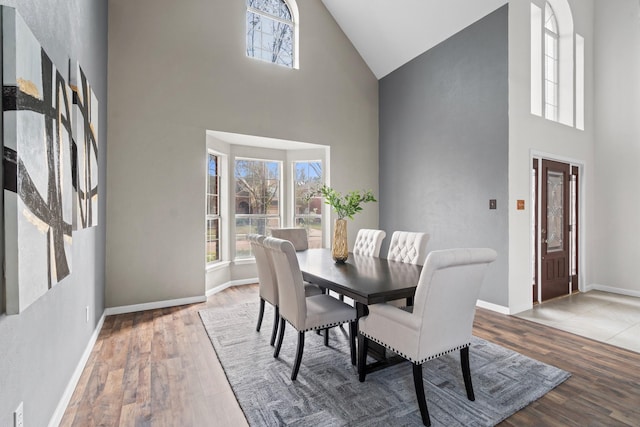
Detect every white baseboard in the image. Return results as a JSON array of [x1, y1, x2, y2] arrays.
[[583, 283, 640, 298], [206, 278, 257, 297], [476, 299, 511, 315], [48, 312, 106, 427], [104, 295, 207, 316]]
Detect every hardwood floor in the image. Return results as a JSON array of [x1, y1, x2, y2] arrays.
[[61, 284, 640, 426]]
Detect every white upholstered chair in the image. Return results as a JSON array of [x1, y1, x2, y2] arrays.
[[386, 231, 429, 306], [358, 248, 497, 426], [270, 228, 309, 251], [353, 229, 386, 257], [386, 231, 430, 265], [249, 234, 321, 347], [264, 237, 358, 380]]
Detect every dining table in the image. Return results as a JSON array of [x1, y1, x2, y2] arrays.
[[296, 248, 422, 371]]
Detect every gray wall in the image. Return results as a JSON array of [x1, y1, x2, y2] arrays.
[[379, 5, 509, 306], [0, 0, 107, 425], [106, 0, 378, 307], [593, 0, 640, 295]]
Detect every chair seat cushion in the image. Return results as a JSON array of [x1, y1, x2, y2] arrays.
[[304, 283, 323, 297], [359, 303, 422, 362], [303, 295, 357, 332]]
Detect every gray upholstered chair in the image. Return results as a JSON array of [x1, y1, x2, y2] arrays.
[[358, 248, 497, 426], [249, 234, 321, 347], [353, 229, 387, 257], [271, 228, 309, 251], [386, 231, 430, 265], [264, 236, 358, 380]]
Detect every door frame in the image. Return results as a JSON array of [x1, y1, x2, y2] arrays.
[[530, 151, 585, 303]]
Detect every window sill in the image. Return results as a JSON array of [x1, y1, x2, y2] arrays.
[[233, 258, 256, 266], [206, 261, 231, 272]]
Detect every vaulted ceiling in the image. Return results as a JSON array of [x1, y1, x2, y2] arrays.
[[321, 0, 507, 79]]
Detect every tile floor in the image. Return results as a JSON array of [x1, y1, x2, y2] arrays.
[[516, 290, 640, 353]]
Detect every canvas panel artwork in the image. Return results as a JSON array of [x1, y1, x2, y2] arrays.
[[70, 62, 98, 229], [2, 6, 73, 314]]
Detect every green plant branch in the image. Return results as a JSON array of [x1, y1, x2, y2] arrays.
[[319, 185, 376, 220]]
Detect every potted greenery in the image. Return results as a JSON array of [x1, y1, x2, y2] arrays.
[[320, 185, 376, 262]]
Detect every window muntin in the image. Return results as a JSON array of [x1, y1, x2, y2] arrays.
[[544, 2, 559, 122], [235, 159, 281, 259], [293, 161, 323, 249], [206, 153, 221, 263], [246, 0, 294, 67]]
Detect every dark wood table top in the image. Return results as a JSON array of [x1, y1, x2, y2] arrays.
[[296, 248, 422, 306]]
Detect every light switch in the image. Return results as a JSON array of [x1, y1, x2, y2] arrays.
[[489, 199, 497, 210]]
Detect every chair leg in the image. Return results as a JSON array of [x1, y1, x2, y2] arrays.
[[324, 328, 329, 346], [358, 333, 369, 382], [291, 331, 305, 381], [273, 318, 286, 358], [460, 346, 475, 401], [349, 321, 357, 366], [269, 306, 279, 346], [412, 363, 431, 427], [256, 298, 265, 332]]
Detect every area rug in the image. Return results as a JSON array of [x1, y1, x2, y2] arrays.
[[199, 302, 570, 426]]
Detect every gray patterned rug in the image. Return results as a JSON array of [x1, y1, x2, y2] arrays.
[[199, 302, 570, 426]]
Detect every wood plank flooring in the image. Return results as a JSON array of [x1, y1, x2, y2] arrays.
[[60, 284, 640, 426]]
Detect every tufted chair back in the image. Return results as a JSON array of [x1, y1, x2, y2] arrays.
[[271, 228, 309, 251], [386, 231, 430, 265], [353, 229, 386, 257]]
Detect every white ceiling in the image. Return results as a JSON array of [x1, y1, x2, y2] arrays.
[[208, 130, 324, 150], [321, 0, 507, 79]]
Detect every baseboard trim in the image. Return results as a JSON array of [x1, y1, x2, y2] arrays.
[[476, 299, 511, 315], [104, 295, 207, 316], [48, 312, 106, 427], [583, 283, 640, 298], [206, 278, 257, 297]]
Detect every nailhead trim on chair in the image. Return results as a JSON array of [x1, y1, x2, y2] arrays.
[[279, 316, 358, 333], [360, 331, 470, 364], [300, 318, 357, 333]]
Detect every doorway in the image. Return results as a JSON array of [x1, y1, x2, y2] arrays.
[[532, 158, 579, 303]]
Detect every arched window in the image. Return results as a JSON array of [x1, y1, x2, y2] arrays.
[[246, 0, 298, 68], [531, 0, 581, 128], [544, 2, 559, 121]]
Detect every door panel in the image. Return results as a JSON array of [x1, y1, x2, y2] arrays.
[[541, 159, 570, 301]]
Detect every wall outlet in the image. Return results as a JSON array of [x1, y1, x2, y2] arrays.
[[14, 402, 23, 427], [86, 306, 90, 323]]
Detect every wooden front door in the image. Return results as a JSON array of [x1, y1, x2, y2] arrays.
[[540, 159, 570, 301]]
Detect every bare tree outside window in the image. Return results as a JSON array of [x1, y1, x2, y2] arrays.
[[206, 153, 221, 264], [235, 159, 281, 258], [294, 161, 323, 248], [246, 0, 294, 67]]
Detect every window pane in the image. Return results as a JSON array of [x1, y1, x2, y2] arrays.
[[235, 158, 281, 259], [246, 1, 294, 68], [206, 154, 221, 264], [206, 218, 219, 263], [547, 171, 564, 252], [293, 161, 323, 249]]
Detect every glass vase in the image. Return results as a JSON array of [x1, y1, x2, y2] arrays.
[[332, 218, 349, 263]]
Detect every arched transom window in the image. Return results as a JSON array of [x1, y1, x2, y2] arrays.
[[530, 0, 582, 129], [246, 0, 296, 68], [544, 2, 559, 121]]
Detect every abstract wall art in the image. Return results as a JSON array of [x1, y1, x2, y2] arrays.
[[2, 6, 73, 313], [70, 62, 98, 229]]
